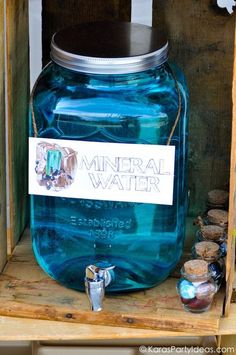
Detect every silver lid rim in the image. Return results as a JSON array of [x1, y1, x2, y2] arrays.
[[50, 36, 169, 74]]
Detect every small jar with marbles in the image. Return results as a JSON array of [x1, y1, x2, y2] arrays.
[[177, 260, 217, 313], [192, 241, 225, 290]]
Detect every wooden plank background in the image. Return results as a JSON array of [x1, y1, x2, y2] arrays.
[[225, 23, 236, 316], [6, 0, 30, 253], [0, 0, 7, 271], [153, 0, 235, 217], [42, 0, 131, 66]]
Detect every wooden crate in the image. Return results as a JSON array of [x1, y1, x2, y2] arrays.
[[0, 0, 6, 272], [1, 0, 236, 337]]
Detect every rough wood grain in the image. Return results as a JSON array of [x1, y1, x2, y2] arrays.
[[224, 22, 236, 316], [219, 335, 236, 353], [6, 0, 30, 253], [219, 304, 236, 335], [0, 229, 224, 334], [0, 301, 234, 341], [0, 0, 7, 271], [153, 1, 235, 216], [0, 316, 215, 341], [36, 336, 217, 349], [42, 0, 131, 66]]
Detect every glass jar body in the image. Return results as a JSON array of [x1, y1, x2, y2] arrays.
[[30, 62, 189, 292], [192, 246, 225, 290], [177, 273, 217, 313]]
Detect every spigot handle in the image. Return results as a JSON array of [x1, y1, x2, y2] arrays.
[[85, 265, 112, 312]]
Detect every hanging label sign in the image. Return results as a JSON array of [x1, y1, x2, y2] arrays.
[[28, 138, 175, 205]]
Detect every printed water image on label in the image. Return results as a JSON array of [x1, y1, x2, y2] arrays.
[[29, 138, 175, 205]]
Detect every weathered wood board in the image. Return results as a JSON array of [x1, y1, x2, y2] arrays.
[[153, 0, 235, 216], [225, 25, 236, 316], [0, 229, 224, 334], [6, 0, 30, 253], [0, 304, 234, 340], [219, 304, 236, 335], [42, 0, 131, 65], [0, 316, 218, 341], [0, 0, 7, 272]]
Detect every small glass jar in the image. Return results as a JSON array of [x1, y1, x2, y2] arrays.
[[177, 260, 217, 313], [206, 189, 229, 211], [205, 209, 228, 230], [192, 241, 225, 290], [196, 228, 227, 257]]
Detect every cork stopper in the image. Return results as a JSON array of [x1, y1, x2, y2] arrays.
[[207, 189, 229, 206], [201, 225, 225, 241], [195, 241, 219, 259], [184, 259, 208, 276], [207, 209, 228, 226]]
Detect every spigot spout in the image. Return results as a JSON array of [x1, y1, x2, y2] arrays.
[[85, 265, 113, 312]]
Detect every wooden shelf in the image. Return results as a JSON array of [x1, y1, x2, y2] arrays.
[[0, 316, 210, 341], [0, 304, 235, 341], [0, 229, 225, 337]]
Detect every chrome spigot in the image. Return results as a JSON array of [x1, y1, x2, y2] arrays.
[[85, 265, 113, 311]]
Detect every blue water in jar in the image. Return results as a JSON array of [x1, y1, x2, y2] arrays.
[[30, 61, 188, 292]]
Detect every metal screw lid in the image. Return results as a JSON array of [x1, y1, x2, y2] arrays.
[[51, 21, 168, 74]]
